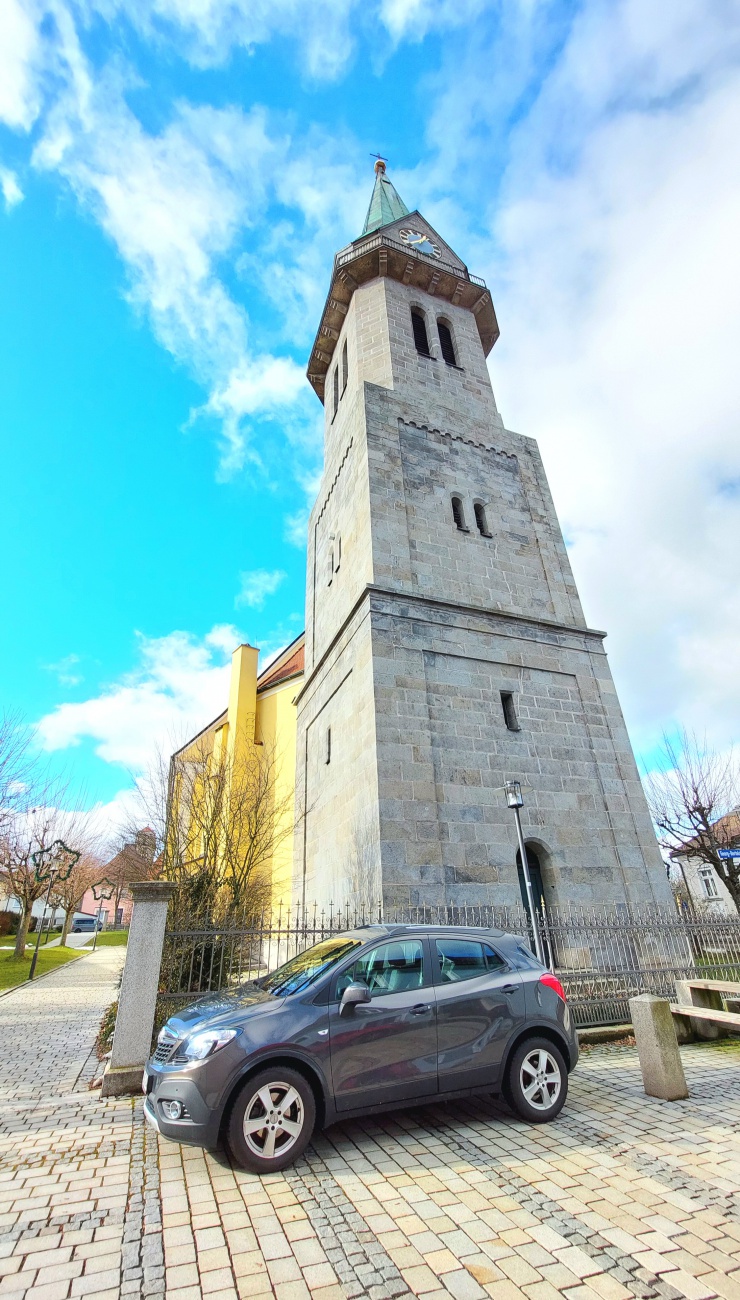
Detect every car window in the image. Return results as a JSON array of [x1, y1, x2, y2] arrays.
[[336, 939, 425, 999], [260, 937, 361, 997], [435, 938, 507, 982]]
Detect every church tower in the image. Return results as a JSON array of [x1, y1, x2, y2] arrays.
[[293, 161, 670, 914]]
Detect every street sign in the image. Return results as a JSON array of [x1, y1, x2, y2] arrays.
[[718, 848, 740, 860]]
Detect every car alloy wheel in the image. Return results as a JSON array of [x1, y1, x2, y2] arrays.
[[519, 1047, 561, 1111], [227, 1066, 316, 1173], [243, 1080, 304, 1160], [504, 1036, 568, 1123]]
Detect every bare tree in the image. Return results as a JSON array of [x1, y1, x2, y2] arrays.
[[50, 851, 106, 945], [134, 727, 296, 925], [0, 802, 95, 957], [644, 731, 740, 914], [0, 710, 35, 835]]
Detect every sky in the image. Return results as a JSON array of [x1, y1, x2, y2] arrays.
[[1, 0, 739, 835]]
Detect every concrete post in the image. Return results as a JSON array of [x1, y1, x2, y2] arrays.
[[102, 881, 176, 1097], [674, 979, 726, 1041], [629, 994, 688, 1101]]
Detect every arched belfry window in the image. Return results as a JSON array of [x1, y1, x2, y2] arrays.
[[451, 495, 468, 531], [341, 340, 348, 394], [474, 502, 491, 537], [411, 310, 431, 357], [333, 366, 339, 417], [437, 320, 457, 366]]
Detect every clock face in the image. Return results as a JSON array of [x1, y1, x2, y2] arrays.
[[399, 228, 441, 258]]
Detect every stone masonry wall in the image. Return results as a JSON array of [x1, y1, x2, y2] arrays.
[[295, 259, 669, 912]]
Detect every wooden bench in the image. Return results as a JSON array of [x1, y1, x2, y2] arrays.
[[670, 977, 740, 1041]]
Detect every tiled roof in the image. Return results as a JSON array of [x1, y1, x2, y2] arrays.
[[257, 632, 305, 692], [362, 164, 410, 235]]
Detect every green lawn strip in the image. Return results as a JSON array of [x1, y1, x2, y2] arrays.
[[0, 945, 88, 991], [93, 931, 128, 946]]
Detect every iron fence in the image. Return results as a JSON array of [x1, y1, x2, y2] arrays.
[[157, 901, 740, 1029]]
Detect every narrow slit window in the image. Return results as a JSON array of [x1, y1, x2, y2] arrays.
[[341, 340, 348, 394], [451, 495, 468, 531], [474, 502, 491, 536], [333, 366, 339, 417], [326, 727, 332, 765], [411, 310, 431, 356], [500, 691, 520, 731], [327, 547, 334, 585], [335, 533, 341, 570], [438, 321, 456, 366]]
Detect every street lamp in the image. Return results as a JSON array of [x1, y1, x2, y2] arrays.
[[28, 841, 80, 980], [504, 781, 546, 966], [91, 878, 115, 952]]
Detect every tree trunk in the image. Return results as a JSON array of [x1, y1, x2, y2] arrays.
[[721, 871, 740, 915], [14, 907, 30, 959], [61, 910, 71, 946]]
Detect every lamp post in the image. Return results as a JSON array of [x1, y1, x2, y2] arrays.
[[28, 841, 79, 980], [504, 781, 546, 966], [91, 878, 115, 951]]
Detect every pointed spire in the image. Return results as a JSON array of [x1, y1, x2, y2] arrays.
[[362, 158, 410, 236]]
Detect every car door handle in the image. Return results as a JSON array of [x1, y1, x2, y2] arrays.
[[411, 1003, 432, 1014], [501, 984, 519, 994]]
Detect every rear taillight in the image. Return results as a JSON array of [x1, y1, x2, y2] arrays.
[[539, 972, 566, 1002]]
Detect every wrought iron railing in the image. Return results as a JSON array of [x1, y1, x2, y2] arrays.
[[157, 901, 740, 1029]]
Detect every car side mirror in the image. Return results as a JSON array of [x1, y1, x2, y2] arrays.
[[339, 982, 371, 1016]]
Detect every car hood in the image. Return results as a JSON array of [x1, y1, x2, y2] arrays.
[[165, 982, 284, 1037]]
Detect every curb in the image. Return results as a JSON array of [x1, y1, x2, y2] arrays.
[[0, 952, 89, 1001]]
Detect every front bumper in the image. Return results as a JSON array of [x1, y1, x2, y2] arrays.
[[143, 1058, 227, 1149]]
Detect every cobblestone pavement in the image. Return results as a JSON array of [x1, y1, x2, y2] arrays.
[[2, 975, 740, 1300]]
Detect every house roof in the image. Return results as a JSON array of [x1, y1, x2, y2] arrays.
[[362, 160, 410, 235], [670, 807, 740, 857], [257, 631, 305, 692]]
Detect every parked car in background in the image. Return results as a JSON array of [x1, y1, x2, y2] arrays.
[[71, 915, 103, 933], [144, 924, 578, 1172]]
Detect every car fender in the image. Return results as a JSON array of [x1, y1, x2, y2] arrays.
[[500, 1019, 574, 1077], [217, 1045, 332, 1124]]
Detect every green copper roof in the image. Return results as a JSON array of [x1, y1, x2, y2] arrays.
[[362, 165, 410, 235]]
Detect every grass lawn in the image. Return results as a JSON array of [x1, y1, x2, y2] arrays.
[[0, 945, 87, 992], [94, 931, 128, 946]]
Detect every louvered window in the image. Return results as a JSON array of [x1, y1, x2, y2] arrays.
[[333, 366, 339, 416], [411, 310, 430, 356], [438, 321, 456, 366], [451, 496, 467, 531], [341, 340, 348, 394], [474, 503, 491, 536]]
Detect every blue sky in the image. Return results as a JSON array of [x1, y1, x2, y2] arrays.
[[2, 0, 740, 829]]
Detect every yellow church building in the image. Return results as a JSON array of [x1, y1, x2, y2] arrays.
[[170, 634, 304, 908]]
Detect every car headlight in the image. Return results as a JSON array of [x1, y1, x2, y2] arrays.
[[178, 1029, 237, 1061]]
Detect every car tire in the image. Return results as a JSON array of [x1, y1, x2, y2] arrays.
[[226, 1067, 316, 1173], [504, 1037, 568, 1123]]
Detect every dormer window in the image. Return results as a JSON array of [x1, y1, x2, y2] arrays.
[[411, 310, 431, 357], [437, 320, 457, 366]]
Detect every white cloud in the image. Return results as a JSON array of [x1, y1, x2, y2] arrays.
[[235, 569, 286, 609], [473, 0, 740, 760], [0, 167, 24, 208], [0, 0, 43, 131], [44, 654, 82, 687], [35, 624, 243, 770]]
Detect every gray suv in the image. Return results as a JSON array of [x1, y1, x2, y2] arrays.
[[144, 924, 577, 1172]]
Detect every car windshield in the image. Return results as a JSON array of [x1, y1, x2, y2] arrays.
[[260, 937, 361, 997]]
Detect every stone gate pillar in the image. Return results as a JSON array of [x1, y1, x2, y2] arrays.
[[102, 880, 176, 1097]]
